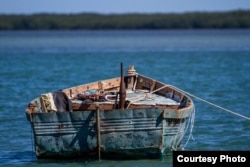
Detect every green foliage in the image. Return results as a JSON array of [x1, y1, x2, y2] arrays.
[[0, 10, 250, 30]]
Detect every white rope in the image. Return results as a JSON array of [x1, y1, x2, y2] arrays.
[[172, 100, 195, 151], [182, 104, 195, 148], [169, 85, 250, 121], [126, 85, 170, 109]]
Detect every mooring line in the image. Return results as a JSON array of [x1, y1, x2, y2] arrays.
[[169, 85, 250, 121]]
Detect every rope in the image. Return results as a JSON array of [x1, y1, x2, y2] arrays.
[[150, 83, 250, 121], [182, 104, 195, 148], [126, 85, 169, 109], [169, 85, 250, 121], [171, 100, 196, 151], [150, 85, 169, 94]]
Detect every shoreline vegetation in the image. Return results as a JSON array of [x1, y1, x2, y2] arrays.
[[0, 10, 249, 30]]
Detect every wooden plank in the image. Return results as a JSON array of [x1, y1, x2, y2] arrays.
[[72, 102, 114, 111], [40, 97, 47, 112], [63, 77, 121, 98]]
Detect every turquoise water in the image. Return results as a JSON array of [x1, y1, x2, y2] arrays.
[[0, 30, 250, 166]]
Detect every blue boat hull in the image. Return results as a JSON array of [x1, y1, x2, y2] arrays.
[[27, 107, 193, 159]]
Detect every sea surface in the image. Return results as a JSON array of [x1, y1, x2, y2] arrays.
[[0, 30, 250, 166]]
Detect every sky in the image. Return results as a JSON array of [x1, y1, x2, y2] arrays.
[[0, 0, 250, 14]]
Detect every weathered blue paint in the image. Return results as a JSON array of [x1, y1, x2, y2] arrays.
[[27, 106, 193, 159]]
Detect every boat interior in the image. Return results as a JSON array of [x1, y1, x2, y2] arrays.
[[26, 66, 192, 114]]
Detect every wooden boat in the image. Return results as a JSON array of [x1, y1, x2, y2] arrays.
[[25, 64, 195, 159]]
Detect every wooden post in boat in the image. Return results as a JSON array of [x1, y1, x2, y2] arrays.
[[96, 105, 101, 160], [119, 63, 126, 109]]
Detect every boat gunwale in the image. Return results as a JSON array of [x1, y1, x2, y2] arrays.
[[25, 73, 194, 115]]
